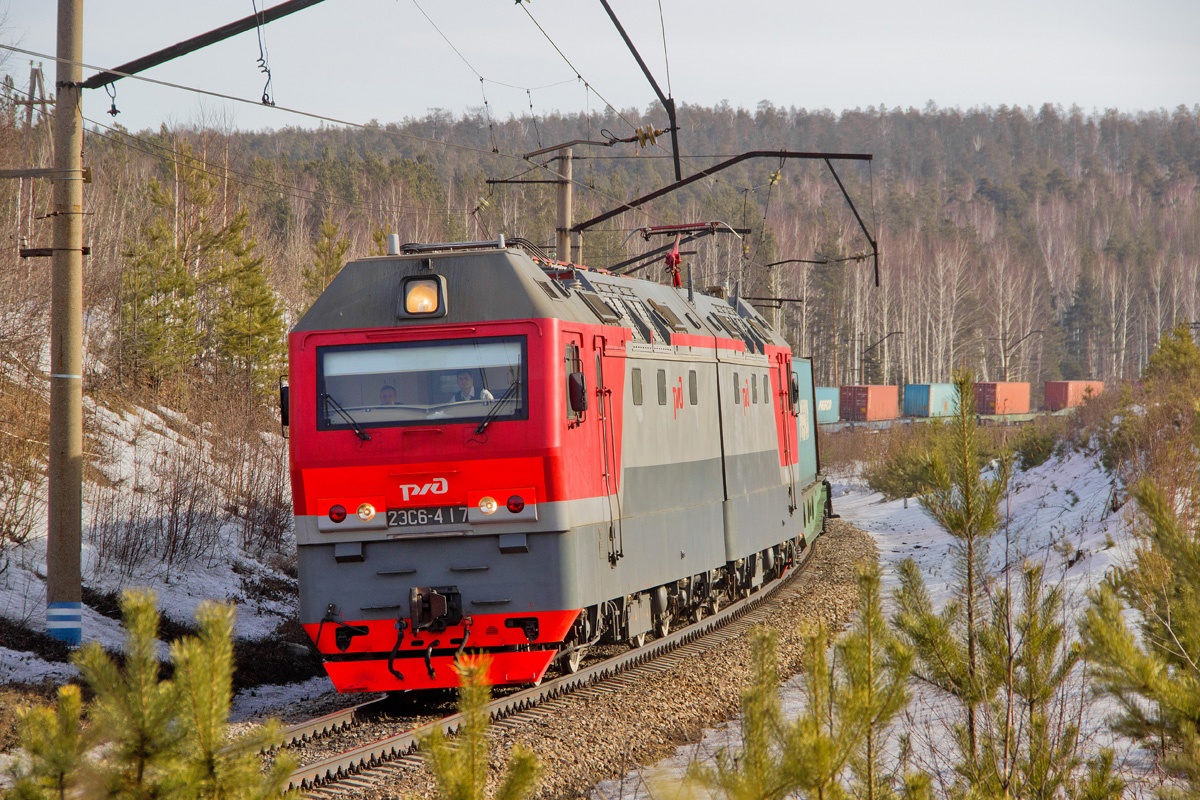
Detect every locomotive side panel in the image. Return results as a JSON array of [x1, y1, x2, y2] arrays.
[[717, 348, 805, 563], [612, 349, 728, 591]]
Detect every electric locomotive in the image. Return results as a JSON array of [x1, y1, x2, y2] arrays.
[[286, 236, 830, 692]]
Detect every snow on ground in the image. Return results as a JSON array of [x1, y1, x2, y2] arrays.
[[0, 397, 297, 684], [595, 448, 1154, 798]]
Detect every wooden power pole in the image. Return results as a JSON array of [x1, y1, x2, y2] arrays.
[[47, 0, 84, 646]]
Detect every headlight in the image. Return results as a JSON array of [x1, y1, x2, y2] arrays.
[[405, 280, 439, 313], [478, 496, 498, 515], [357, 503, 376, 521]]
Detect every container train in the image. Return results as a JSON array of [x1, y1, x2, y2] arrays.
[[284, 236, 830, 692], [816, 380, 1104, 425]]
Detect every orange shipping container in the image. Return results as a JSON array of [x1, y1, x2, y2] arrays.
[[839, 385, 899, 421], [1043, 380, 1104, 411], [973, 382, 1030, 415]]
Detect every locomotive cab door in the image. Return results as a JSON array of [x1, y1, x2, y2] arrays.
[[593, 337, 623, 566], [777, 354, 798, 513]]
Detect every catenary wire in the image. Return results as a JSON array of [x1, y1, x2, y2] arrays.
[[82, 119, 477, 219], [0, 43, 512, 162], [0, 44, 669, 229], [658, 0, 672, 98], [516, 4, 642, 137]]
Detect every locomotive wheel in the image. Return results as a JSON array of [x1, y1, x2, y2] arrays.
[[629, 632, 647, 649], [561, 646, 587, 673], [655, 615, 671, 638]]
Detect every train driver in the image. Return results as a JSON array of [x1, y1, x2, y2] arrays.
[[452, 371, 494, 403], [378, 384, 399, 405]]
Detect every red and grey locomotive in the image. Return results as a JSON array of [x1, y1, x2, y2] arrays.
[[286, 236, 829, 692]]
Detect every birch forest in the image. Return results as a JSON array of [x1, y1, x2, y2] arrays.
[[2, 95, 1197, 398]]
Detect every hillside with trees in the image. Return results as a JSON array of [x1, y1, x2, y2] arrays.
[[1, 99, 1197, 402]]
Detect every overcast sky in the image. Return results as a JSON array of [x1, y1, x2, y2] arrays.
[[4, 0, 1198, 136]]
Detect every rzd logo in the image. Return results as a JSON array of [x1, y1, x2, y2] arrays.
[[399, 477, 449, 502]]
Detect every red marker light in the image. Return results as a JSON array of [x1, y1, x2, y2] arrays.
[[506, 495, 525, 514], [328, 505, 347, 523]]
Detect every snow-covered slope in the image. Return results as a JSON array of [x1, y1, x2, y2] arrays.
[[0, 398, 296, 684], [595, 449, 1152, 797]]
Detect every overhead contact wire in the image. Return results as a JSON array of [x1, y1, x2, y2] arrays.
[[657, 0, 672, 98], [517, 5, 642, 137], [1, 44, 660, 228]]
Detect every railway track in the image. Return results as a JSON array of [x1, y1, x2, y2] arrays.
[[282, 537, 821, 795]]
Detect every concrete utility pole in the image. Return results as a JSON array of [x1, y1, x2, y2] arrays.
[[47, 0, 84, 646], [555, 148, 572, 263]]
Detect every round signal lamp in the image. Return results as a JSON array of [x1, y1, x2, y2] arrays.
[[478, 496, 498, 515], [506, 495, 525, 514], [357, 503, 376, 521], [405, 280, 440, 314], [328, 504, 347, 523]]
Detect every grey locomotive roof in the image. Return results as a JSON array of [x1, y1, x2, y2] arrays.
[[293, 243, 786, 353]]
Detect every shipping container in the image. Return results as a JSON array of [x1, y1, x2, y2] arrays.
[[839, 385, 899, 422], [814, 387, 840, 424], [903, 383, 958, 417], [973, 381, 1031, 415], [1043, 380, 1104, 411]]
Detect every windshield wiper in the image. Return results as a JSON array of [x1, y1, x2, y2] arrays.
[[475, 380, 521, 435], [322, 393, 371, 441]]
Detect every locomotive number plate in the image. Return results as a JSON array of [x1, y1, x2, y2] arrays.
[[387, 506, 468, 527]]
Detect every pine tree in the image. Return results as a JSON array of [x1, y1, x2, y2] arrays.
[[894, 371, 1123, 797], [1142, 322, 1200, 383], [120, 141, 285, 400], [369, 228, 388, 257], [1081, 479, 1200, 790], [121, 215, 201, 392], [686, 627, 800, 800], [7, 590, 295, 800], [302, 214, 351, 303], [212, 228, 286, 399], [419, 656, 539, 800], [895, 369, 1008, 763], [688, 569, 923, 800], [170, 601, 296, 800], [839, 564, 918, 800], [73, 588, 184, 799], [8, 685, 86, 800]]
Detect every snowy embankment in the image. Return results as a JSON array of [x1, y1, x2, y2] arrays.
[[0, 398, 297, 692], [595, 448, 1147, 798]]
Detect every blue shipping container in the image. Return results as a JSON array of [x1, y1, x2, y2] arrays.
[[903, 383, 958, 417], [814, 387, 840, 424]]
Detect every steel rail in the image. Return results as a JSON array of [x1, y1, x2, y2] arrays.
[[286, 537, 821, 792], [277, 696, 390, 747]]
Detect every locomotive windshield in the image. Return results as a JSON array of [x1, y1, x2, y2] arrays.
[[316, 336, 526, 430]]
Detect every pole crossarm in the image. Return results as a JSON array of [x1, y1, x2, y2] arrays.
[[523, 139, 613, 160], [81, 0, 328, 90], [1004, 329, 1044, 356], [0, 167, 91, 181], [823, 158, 880, 287], [572, 150, 872, 233], [863, 330, 904, 357]]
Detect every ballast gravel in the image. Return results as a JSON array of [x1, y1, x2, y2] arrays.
[[314, 519, 876, 800]]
